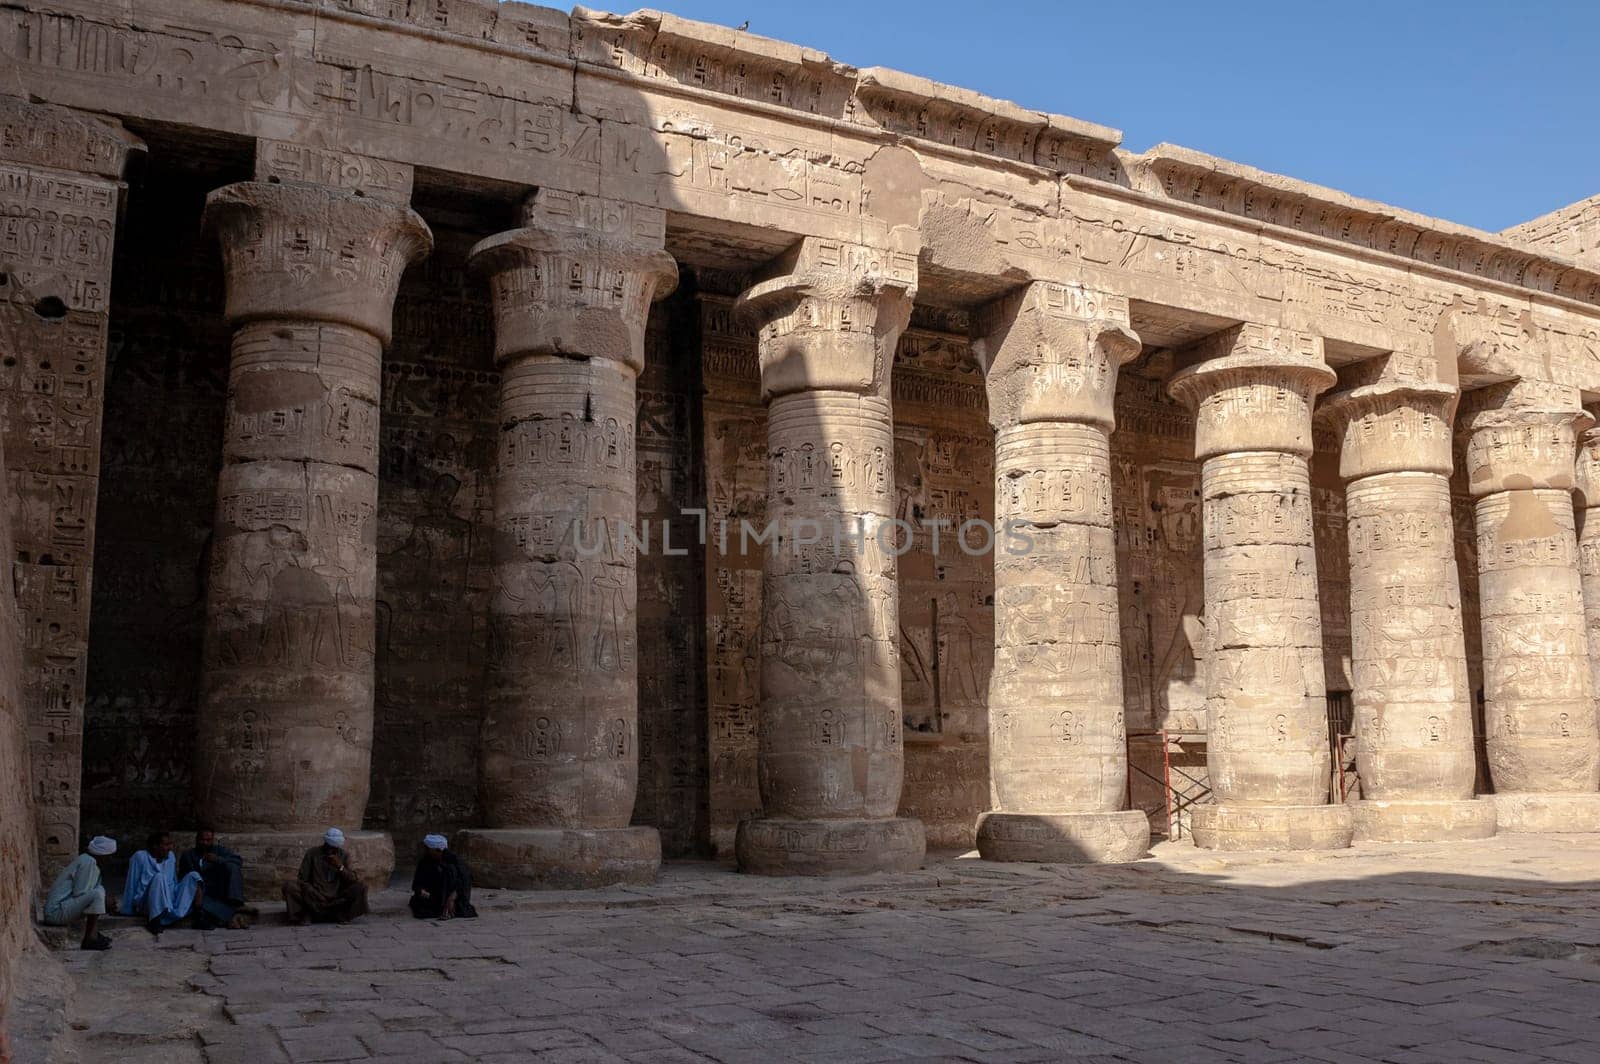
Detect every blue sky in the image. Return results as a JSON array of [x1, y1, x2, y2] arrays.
[[650, 0, 1599, 233]]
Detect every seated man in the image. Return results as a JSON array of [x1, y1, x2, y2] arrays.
[[123, 831, 204, 931], [282, 828, 369, 925], [44, 836, 118, 950], [409, 834, 477, 920], [179, 827, 247, 930]]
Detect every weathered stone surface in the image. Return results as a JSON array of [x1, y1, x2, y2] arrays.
[[970, 282, 1148, 863], [733, 238, 926, 875], [975, 810, 1149, 863], [1320, 382, 1488, 842], [1170, 326, 1352, 851], [0, 343, 30, 1060], [699, 297, 993, 855], [1460, 382, 1600, 830], [193, 170, 431, 884], [1489, 791, 1600, 834], [1189, 802, 1354, 851], [469, 191, 675, 886], [0, 95, 139, 1050], [0, 95, 139, 877], [1348, 798, 1497, 843], [225, 828, 393, 899], [14, 0, 1600, 952], [734, 816, 925, 876], [457, 826, 661, 889], [1573, 420, 1600, 793]]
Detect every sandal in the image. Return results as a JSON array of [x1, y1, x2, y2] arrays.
[[80, 934, 112, 951]]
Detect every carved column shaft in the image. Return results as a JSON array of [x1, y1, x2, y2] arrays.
[[1463, 384, 1600, 832], [1169, 326, 1352, 851], [971, 282, 1148, 864], [460, 191, 675, 889], [1321, 382, 1492, 842], [733, 238, 926, 875], [760, 390, 901, 818], [195, 163, 431, 890]]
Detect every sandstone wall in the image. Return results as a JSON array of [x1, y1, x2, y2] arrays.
[[85, 169, 712, 857], [364, 222, 498, 855], [890, 315, 994, 851], [0, 396, 33, 1064], [86, 160, 233, 846], [634, 290, 710, 857]]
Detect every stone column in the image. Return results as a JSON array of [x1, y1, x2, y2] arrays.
[[457, 191, 676, 888], [1462, 383, 1600, 832], [733, 238, 926, 875], [1575, 418, 1600, 769], [1168, 325, 1352, 851], [968, 282, 1149, 863], [1319, 382, 1494, 841], [194, 155, 432, 892], [0, 97, 139, 866]]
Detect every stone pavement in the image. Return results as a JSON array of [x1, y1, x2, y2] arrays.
[[42, 835, 1600, 1063]]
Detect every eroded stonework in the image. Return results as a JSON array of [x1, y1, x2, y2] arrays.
[[6, 2, 1600, 1036]]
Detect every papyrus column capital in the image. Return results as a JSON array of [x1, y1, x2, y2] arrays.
[[1459, 381, 1591, 497], [469, 190, 677, 372], [736, 237, 917, 401], [1318, 381, 1459, 481], [971, 282, 1140, 431], [1167, 325, 1336, 459], [204, 180, 433, 343]]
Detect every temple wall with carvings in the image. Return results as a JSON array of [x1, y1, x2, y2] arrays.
[[699, 297, 999, 851], [85, 157, 233, 841], [635, 289, 710, 858], [4, 0, 1598, 1005]]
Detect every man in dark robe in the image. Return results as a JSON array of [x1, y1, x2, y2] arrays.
[[281, 827, 369, 925], [409, 833, 477, 920], [179, 827, 247, 930]]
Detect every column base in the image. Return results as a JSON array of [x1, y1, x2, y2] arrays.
[[457, 827, 661, 890], [735, 817, 925, 876], [1489, 792, 1600, 834], [1190, 803, 1353, 852], [1350, 798, 1497, 843], [224, 830, 394, 900], [975, 810, 1150, 864]]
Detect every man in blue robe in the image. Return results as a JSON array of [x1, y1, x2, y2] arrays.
[[122, 831, 204, 931], [179, 827, 248, 930]]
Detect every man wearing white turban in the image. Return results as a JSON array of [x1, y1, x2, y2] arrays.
[[282, 827, 369, 925], [408, 834, 477, 920], [44, 836, 119, 950]]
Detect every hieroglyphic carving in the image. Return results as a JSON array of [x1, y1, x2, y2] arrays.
[[891, 320, 992, 850], [1319, 382, 1485, 838], [1460, 384, 1599, 816], [973, 283, 1144, 862], [472, 192, 675, 847], [633, 295, 708, 857], [0, 371, 29, 1030], [1169, 327, 1350, 850], [194, 170, 431, 835], [0, 96, 137, 864], [363, 227, 497, 854], [732, 244, 926, 872], [700, 294, 765, 853]]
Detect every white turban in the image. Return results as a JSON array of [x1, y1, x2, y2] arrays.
[[323, 828, 345, 847], [423, 834, 448, 851], [87, 836, 116, 856]]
